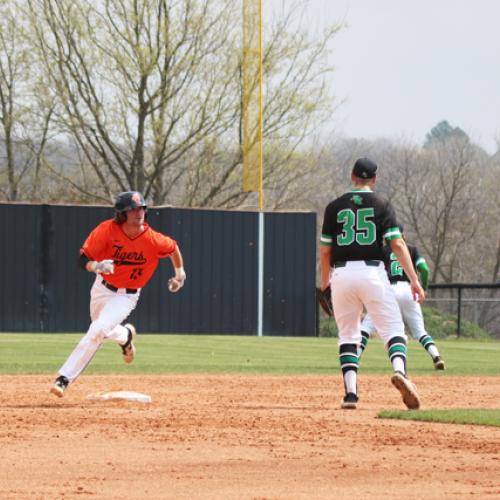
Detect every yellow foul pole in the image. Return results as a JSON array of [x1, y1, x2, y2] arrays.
[[242, 0, 263, 209]]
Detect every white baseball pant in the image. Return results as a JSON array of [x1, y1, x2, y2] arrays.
[[331, 261, 406, 346], [361, 281, 427, 340], [59, 276, 141, 383]]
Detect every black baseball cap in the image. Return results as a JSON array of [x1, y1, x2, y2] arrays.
[[352, 158, 378, 179]]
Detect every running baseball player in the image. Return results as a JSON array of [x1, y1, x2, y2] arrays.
[[320, 158, 425, 410], [358, 230, 445, 369], [50, 191, 186, 397]]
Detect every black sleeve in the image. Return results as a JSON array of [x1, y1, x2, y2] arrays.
[[79, 252, 90, 270], [321, 202, 335, 238], [380, 200, 401, 241], [411, 245, 421, 264]]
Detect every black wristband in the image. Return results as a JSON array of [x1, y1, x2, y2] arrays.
[[79, 253, 90, 270]]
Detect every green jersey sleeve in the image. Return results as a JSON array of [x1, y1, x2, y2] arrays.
[[416, 259, 429, 289]]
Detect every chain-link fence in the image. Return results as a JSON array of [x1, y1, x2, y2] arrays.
[[426, 284, 500, 339]]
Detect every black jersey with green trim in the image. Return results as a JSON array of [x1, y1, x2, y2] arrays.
[[320, 189, 401, 264], [383, 244, 424, 283]]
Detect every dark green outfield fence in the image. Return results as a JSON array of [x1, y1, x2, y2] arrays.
[[0, 203, 317, 336]]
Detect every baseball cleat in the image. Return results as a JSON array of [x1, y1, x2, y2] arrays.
[[433, 357, 445, 370], [121, 324, 136, 363], [50, 375, 69, 398], [341, 392, 359, 410], [391, 372, 420, 410]]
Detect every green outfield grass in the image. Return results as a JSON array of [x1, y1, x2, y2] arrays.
[[2, 334, 498, 427], [0, 333, 499, 376], [378, 409, 500, 427]]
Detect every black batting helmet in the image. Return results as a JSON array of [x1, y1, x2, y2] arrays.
[[114, 191, 147, 213], [114, 191, 147, 224]]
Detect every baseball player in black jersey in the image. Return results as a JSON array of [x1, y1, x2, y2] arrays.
[[359, 232, 445, 369], [320, 158, 425, 410]]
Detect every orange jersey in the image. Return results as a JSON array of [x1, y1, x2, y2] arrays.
[[81, 220, 177, 289]]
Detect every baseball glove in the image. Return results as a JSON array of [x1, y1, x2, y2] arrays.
[[317, 286, 333, 317]]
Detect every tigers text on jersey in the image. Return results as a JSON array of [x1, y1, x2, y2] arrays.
[[81, 220, 177, 289], [383, 244, 425, 283], [320, 188, 401, 264]]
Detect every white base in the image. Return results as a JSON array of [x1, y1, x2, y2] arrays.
[[86, 390, 152, 403]]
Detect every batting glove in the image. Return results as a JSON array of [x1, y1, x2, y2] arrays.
[[89, 259, 115, 275]]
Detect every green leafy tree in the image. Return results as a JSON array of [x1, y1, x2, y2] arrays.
[[424, 120, 469, 148]]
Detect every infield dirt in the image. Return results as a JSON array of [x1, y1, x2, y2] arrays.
[[0, 374, 499, 499]]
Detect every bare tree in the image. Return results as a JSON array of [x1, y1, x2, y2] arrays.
[[0, 0, 55, 201], [25, 0, 240, 204], [24, 0, 341, 207], [478, 163, 500, 329], [381, 138, 480, 282]]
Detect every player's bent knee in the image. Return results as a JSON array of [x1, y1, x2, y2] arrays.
[[86, 321, 113, 343]]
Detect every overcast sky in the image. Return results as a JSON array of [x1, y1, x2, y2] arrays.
[[267, 0, 500, 153]]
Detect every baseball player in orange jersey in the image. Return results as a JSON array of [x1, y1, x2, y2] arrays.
[[320, 158, 425, 410], [50, 191, 186, 397]]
